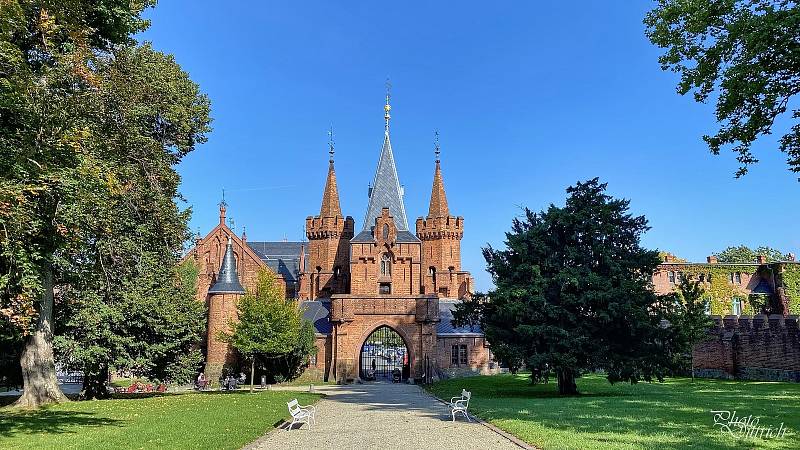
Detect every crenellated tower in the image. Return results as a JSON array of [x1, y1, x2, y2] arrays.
[[303, 134, 355, 299], [416, 138, 471, 298]]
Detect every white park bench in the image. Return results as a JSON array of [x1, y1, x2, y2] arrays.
[[449, 389, 472, 422], [286, 399, 316, 430]]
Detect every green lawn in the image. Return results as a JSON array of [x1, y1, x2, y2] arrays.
[[426, 373, 800, 450], [0, 390, 320, 450]]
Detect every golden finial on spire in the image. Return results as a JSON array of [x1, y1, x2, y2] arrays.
[[384, 78, 392, 131]]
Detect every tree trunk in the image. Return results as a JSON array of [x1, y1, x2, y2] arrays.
[[82, 364, 111, 400], [14, 268, 68, 407], [557, 368, 578, 395], [250, 359, 255, 393]]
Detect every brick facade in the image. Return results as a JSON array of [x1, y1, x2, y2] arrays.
[[189, 105, 489, 384]]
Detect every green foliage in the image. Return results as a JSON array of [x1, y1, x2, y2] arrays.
[[222, 270, 316, 383], [54, 258, 206, 391], [645, 1, 800, 178], [673, 265, 754, 315], [661, 278, 714, 372], [714, 245, 789, 263], [459, 178, 684, 394], [0, 0, 211, 402], [782, 264, 800, 315]]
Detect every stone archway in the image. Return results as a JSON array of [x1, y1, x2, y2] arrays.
[[358, 325, 411, 382]]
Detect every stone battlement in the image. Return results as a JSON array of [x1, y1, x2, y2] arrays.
[[305, 215, 355, 239], [415, 216, 464, 239], [694, 314, 800, 382]]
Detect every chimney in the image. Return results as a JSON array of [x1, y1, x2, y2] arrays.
[[757, 255, 767, 264], [788, 252, 796, 262], [707, 255, 718, 264]]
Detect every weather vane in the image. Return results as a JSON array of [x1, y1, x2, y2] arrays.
[[328, 126, 335, 162], [434, 130, 441, 163], [219, 188, 227, 208], [384, 78, 392, 130]]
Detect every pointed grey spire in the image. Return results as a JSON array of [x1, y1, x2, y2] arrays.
[[208, 236, 245, 294], [362, 131, 409, 231]]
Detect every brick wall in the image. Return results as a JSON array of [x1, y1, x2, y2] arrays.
[[436, 336, 495, 378], [694, 315, 800, 382]]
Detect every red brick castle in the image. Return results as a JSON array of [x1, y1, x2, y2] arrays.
[[188, 94, 492, 383]]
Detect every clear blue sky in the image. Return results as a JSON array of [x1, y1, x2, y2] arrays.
[[140, 1, 800, 292]]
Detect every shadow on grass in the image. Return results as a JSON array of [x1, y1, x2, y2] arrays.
[[426, 374, 800, 450], [0, 410, 123, 438]]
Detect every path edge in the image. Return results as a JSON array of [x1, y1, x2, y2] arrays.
[[423, 388, 538, 450]]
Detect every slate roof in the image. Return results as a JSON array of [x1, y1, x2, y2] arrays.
[[752, 278, 774, 295], [437, 299, 483, 335], [300, 300, 332, 334], [362, 132, 409, 232], [247, 241, 307, 283], [351, 229, 420, 243], [208, 237, 246, 294]]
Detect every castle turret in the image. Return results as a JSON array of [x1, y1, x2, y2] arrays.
[[303, 133, 354, 299], [206, 235, 245, 380], [416, 140, 470, 298]]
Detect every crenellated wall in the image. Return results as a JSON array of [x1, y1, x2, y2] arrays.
[[693, 314, 800, 382]]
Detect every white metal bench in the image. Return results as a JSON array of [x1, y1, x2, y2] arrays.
[[449, 389, 471, 422], [286, 399, 316, 430]]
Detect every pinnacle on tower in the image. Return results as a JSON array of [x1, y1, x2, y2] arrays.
[[319, 128, 343, 218], [428, 132, 450, 218]]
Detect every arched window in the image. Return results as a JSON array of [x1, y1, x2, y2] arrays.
[[382, 224, 389, 240], [380, 253, 392, 276], [429, 267, 436, 277]]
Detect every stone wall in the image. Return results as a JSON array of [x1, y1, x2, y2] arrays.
[[693, 314, 800, 382]]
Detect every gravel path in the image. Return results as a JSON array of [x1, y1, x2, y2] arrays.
[[251, 382, 521, 449]]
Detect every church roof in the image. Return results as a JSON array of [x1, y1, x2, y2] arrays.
[[247, 241, 308, 283], [362, 131, 409, 233], [208, 236, 246, 294]]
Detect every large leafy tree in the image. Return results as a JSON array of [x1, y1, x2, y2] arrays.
[[54, 259, 205, 399], [221, 270, 316, 391], [645, 1, 800, 178], [0, 1, 210, 406], [661, 278, 713, 380], [457, 179, 682, 395], [714, 245, 789, 263]]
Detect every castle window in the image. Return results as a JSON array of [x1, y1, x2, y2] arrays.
[[333, 266, 341, 280], [668, 271, 675, 284], [380, 253, 392, 277], [382, 224, 389, 240], [429, 267, 436, 277], [451, 344, 468, 366], [735, 272, 742, 284], [731, 298, 743, 316], [379, 282, 391, 295]]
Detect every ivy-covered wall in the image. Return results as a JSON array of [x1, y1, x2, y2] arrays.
[[675, 265, 756, 315], [782, 264, 800, 315], [659, 262, 800, 315]]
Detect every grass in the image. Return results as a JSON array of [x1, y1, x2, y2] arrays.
[[426, 373, 800, 450], [0, 390, 320, 450]]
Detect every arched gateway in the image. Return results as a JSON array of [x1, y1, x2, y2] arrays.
[[359, 326, 410, 382]]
